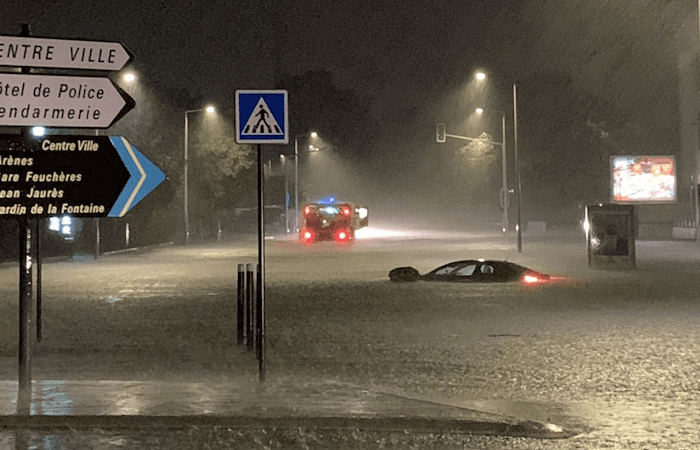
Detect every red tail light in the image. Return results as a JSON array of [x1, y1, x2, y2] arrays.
[[334, 228, 352, 244], [303, 205, 315, 217], [300, 228, 315, 244], [521, 270, 550, 284], [339, 203, 352, 216]]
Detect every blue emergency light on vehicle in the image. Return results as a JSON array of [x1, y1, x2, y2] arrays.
[[316, 196, 337, 205]]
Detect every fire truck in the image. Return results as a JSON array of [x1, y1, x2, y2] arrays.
[[299, 196, 368, 244]]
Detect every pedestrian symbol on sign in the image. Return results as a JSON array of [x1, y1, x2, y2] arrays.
[[242, 98, 281, 135], [235, 90, 288, 144]]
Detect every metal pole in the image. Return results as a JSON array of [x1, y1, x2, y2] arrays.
[[237, 264, 244, 345], [17, 24, 32, 415], [283, 155, 289, 234], [184, 112, 190, 245], [294, 137, 299, 236], [501, 112, 508, 233], [94, 129, 100, 259], [18, 218, 32, 415], [256, 143, 266, 383], [514, 83, 523, 253], [246, 263, 253, 350], [36, 220, 42, 343]]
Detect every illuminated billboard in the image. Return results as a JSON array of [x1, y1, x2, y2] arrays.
[[611, 156, 676, 204]]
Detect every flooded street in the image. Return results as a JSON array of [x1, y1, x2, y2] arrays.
[[1, 228, 700, 447]]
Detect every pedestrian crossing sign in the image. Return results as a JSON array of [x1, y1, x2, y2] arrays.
[[235, 90, 288, 144]]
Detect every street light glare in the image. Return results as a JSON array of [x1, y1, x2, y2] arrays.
[[205, 106, 215, 113], [123, 72, 136, 83], [476, 108, 484, 114], [310, 132, 318, 138], [476, 72, 486, 81]]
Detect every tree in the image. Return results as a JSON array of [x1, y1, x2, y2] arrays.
[[190, 133, 255, 213], [511, 73, 634, 221], [276, 70, 380, 161], [453, 132, 499, 207]]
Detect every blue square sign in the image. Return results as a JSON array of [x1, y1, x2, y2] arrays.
[[235, 90, 288, 144]]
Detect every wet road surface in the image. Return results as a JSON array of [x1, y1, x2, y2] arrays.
[[1, 228, 700, 447]]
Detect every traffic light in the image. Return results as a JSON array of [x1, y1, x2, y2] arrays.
[[436, 123, 446, 143]]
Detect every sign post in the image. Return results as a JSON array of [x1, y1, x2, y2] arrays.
[[236, 90, 288, 382], [2, 26, 141, 414]]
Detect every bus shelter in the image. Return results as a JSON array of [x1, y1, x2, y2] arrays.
[[585, 204, 636, 269]]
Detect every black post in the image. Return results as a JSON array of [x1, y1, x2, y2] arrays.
[[256, 263, 265, 382], [17, 24, 33, 414], [237, 263, 245, 345], [94, 218, 100, 259], [245, 263, 254, 351], [256, 143, 266, 383], [36, 220, 42, 343], [18, 218, 32, 415]]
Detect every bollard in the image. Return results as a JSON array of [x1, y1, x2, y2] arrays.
[[245, 263, 254, 351], [237, 264, 245, 345]]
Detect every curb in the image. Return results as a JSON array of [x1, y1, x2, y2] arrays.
[[0, 415, 578, 439]]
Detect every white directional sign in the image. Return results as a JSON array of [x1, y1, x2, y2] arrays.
[[0, 36, 133, 71], [235, 90, 288, 144], [0, 73, 134, 128]]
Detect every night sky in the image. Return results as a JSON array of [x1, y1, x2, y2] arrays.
[[5, 1, 695, 122], [3, 1, 699, 223]]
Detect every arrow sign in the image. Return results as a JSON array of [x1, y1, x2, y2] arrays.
[[0, 134, 165, 218], [0, 73, 134, 128], [0, 36, 133, 71], [107, 136, 166, 217]]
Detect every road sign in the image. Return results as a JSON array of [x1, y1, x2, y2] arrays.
[[0, 134, 165, 217], [235, 90, 288, 144], [0, 73, 134, 128], [0, 35, 133, 71]]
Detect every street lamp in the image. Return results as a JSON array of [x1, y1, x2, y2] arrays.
[[476, 72, 522, 253], [476, 108, 508, 234], [293, 131, 318, 235], [184, 106, 215, 245]]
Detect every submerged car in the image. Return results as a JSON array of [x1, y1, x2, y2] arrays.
[[389, 260, 552, 284]]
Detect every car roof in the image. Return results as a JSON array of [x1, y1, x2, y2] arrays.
[[442, 260, 513, 266], [433, 260, 528, 271]]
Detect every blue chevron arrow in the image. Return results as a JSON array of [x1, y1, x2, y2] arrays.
[[108, 136, 166, 217]]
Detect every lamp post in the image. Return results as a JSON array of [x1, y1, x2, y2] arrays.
[[293, 131, 317, 235], [513, 83, 522, 253], [476, 72, 522, 253], [476, 108, 508, 234], [184, 106, 215, 245]]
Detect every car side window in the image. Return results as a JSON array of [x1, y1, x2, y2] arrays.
[[434, 265, 458, 276], [480, 264, 494, 274], [454, 264, 477, 277]]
